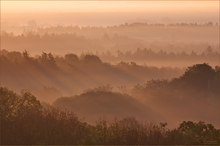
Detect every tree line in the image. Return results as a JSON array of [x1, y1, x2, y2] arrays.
[[100, 47, 219, 64], [0, 49, 182, 102], [1, 86, 220, 145]]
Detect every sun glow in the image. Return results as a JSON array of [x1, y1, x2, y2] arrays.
[[1, 1, 219, 13]]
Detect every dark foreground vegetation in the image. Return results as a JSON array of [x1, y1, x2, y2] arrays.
[[1, 87, 220, 145], [0, 50, 219, 144]]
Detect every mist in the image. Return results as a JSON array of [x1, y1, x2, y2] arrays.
[[1, 1, 220, 145]]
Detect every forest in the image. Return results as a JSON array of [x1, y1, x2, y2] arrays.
[[1, 23, 219, 65], [1, 86, 220, 145], [1, 50, 220, 144], [0, 49, 183, 102], [1, 1, 220, 144]]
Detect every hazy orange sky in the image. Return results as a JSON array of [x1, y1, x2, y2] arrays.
[[2, 1, 219, 13], [1, 1, 219, 28]]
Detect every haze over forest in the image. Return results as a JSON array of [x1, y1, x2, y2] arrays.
[[1, 1, 220, 145]]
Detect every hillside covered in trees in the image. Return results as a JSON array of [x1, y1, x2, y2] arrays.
[[1, 23, 219, 67], [53, 63, 220, 127], [0, 50, 182, 103], [0, 50, 219, 127], [1, 1, 219, 144], [1, 50, 220, 133], [1, 86, 220, 145]]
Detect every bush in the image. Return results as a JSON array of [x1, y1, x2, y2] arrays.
[[1, 87, 220, 145]]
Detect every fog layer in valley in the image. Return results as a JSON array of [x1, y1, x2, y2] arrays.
[[0, 50, 219, 128], [1, 1, 220, 139], [2, 23, 219, 67], [0, 50, 183, 101]]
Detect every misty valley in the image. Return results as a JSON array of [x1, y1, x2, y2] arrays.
[[1, 49, 220, 144], [1, 1, 220, 144]]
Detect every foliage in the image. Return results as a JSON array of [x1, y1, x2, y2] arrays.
[[133, 63, 220, 99], [1, 87, 220, 145]]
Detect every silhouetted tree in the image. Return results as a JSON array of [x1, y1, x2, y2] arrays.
[[180, 63, 215, 91], [83, 54, 102, 64]]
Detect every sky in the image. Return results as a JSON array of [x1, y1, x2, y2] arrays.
[[1, 1, 219, 28], [2, 1, 219, 13]]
